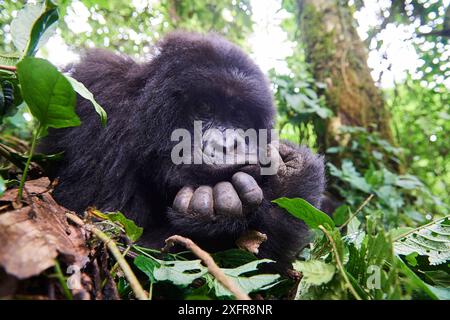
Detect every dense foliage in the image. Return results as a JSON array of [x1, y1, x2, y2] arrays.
[[0, 0, 448, 300]]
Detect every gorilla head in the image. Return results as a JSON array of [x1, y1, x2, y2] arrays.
[[39, 32, 325, 266], [134, 32, 276, 194]]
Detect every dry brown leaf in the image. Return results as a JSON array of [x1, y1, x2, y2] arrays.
[[0, 178, 88, 279], [235, 230, 267, 254]]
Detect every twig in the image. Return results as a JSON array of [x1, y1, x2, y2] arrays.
[[163, 235, 251, 300], [339, 194, 374, 230], [319, 225, 362, 300], [65, 213, 147, 300], [0, 64, 16, 72]]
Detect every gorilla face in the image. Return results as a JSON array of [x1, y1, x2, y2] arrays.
[[138, 33, 276, 198]]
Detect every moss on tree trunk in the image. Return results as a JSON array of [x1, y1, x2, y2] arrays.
[[298, 0, 394, 151]]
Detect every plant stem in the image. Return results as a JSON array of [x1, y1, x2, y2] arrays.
[[65, 213, 148, 300], [17, 126, 39, 200], [339, 194, 374, 230], [148, 282, 153, 300], [101, 245, 131, 289], [53, 259, 73, 300], [319, 225, 362, 300], [0, 64, 16, 72]]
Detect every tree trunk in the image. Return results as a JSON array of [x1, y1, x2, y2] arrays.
[[297, 0, 394, 152]]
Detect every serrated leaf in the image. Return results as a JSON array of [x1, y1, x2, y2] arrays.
[[293, 260, 335, 285], [134, 255, 207, 287], [17, 57, 80, 129], [11, 2, 58, 55], [66, 76, 107, 127], [154, 260, 208, 286], [394, 216, 450, 265], [273, 197, 335, 229], [211, 259, 280, 297]]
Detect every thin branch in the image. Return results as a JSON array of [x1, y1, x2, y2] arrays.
[[163, 235, 251, 300], [319, 225, 362, 300], [339, 194, 374, 230], [0, 64, 16, 72], [65, 213, 147, 300]]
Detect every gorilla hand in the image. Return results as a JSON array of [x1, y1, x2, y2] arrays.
[[169, 172, 263, 238], [264, 141, 324, 205]]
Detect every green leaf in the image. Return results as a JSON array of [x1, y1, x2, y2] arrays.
[[210, 259, 280, 297], [17, 57, 80, 129], [65, 76, 107, 126], [394, 216, 450, 265], [293, 260, 335, 286], [11, 2, 58, 55], [24, 5, 59, 57], [0, 176, 5, 196], [212, 249, 257, 268], [396, 256, 439, 300], [101, 211, 143, 242], [0, 53, 20, 67], [154, 259, 208, 287], [333, 204, 350, 226], [423, 270, 450, 287], [273, 197, 335, 229], [133, 255, 161, 283], [134, 255, 208, 287]]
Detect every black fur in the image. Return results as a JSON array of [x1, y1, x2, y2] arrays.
[[39, 32, 325, 266]]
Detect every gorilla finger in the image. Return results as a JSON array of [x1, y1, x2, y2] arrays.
[[278, 142, 295, 159], [188, 186, 214, 216], [213, 182, 243, 217], [231, 172, 263, 207], [173, 186, 194, 213], [268, 143, 286, 175]]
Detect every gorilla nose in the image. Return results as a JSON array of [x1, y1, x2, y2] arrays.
[[202, 130, 257, 166]]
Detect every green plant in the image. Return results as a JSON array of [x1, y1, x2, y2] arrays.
[[0, 1, 106, 199]]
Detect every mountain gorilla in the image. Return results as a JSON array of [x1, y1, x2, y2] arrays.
[[39, 32, 325, 267]]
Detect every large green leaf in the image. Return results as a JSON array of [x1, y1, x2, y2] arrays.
[[273, 197, 335, 229], [153, 259, 208, 286], [65, 76, 107, 127], [17, 57, 80, 130], [293, 260, 335, 286], [394, 216, 450, 265], [11, 1, 58, 55], [210, 259, 280, 297], [135, 255, 208, 287]]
